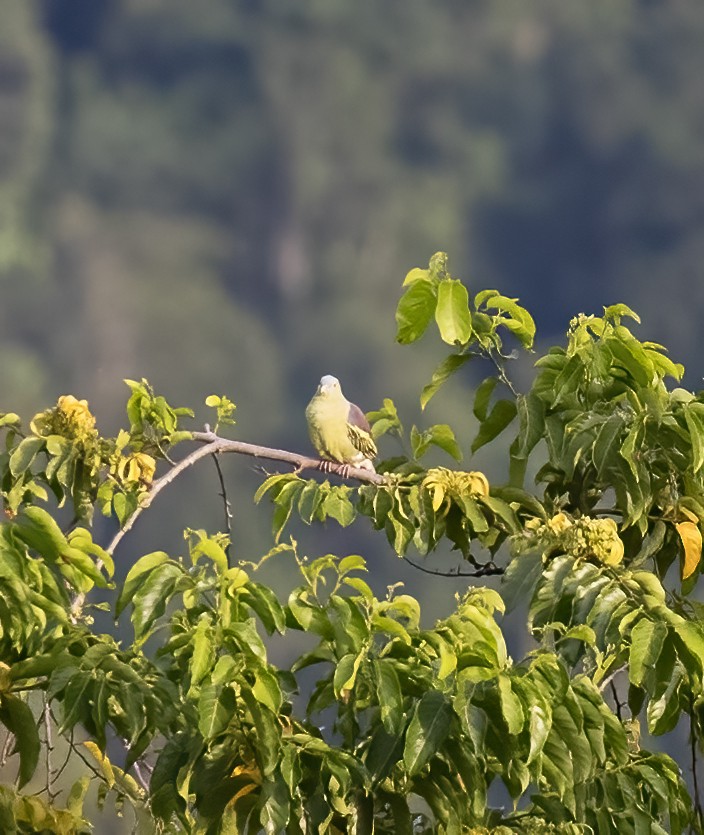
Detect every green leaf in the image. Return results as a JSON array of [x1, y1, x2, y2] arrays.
[[241, 690, 281, 777], [631, 526, 668, 574], [242, 582, 286, 634], [460, 495, 489, 533], [498, 674, 524, 735], [259, 774, 290, 835], [67, 775, 91, 817], [374, 660, 405, 735], [253, 472, 298, 504], [403, 267, 430, 285], [411, 424, 462, 462], [252, 668, 283, 714], [473, 376, 499, 422], [501, 553, 544, 613], [197, 684, 236, 739], [629, 618, 667, 688], [471, 399, 518, 453], [479, 292, 536, 349], [9, 437, 44, 478], [0, 695, 39, 788], [478, 494, 520, 533], [132, 562, 183, 640], [190, 537, 228, 573], [607, 330, 653, 388], [683, 403, 704, 474], [116, 551, 170, 618], [604, 303, 641, 325], [322, 488, 356, 527], [514, 392, 545, 460], [592, 413, 625, 479], [297, 480, 323, 525], [395, 279, 438, 344], [403, 691, 452, 776], [188, 619, 214, 691], [673, 621, 704, 676], [527, 700, 551, 764], [333, 652, 361, 696], [420, 354, 472, 410], [15, 505, 69, 561], [272, 480, 305, 541], [435, 279, 472, 345]]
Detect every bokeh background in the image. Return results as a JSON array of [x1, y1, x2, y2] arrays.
[[3, 0, 704, 828]]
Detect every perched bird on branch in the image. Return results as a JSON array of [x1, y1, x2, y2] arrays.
[[306, 375, 377, 476]]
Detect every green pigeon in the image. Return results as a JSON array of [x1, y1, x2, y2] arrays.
[[306, 375, 377, 475]]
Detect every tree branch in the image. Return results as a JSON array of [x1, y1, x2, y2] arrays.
[[105, 429, 385, 556], [401, 554, 504, 578], [210, 452, 233, 566]]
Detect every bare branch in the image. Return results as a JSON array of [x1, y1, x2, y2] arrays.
[[401, 554, 504, 578], [105, 429, 385, 557]]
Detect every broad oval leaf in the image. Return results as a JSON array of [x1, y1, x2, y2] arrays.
[[403, 691, 452, 776], [676, 520, 702, 580], [375, 658, 404, 734], [395, 279, 438, 344], [628, 618, 667, 688], [132, 562, 184, 640], [435, 279, 472, 346], [116, 551, 170, 617], [472, 400, 517, 453], [0, 695, 40, 788]]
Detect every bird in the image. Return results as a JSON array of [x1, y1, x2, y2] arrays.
[[305, 375, 377, 476]]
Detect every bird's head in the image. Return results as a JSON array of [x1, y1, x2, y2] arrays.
[[317, 375, 342, 396]]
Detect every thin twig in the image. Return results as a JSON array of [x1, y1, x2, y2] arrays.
[[210, 452, 233, 566], [488, 348, 520, 397], [598, 664, 627, 693], [401, 554, 504, 578], [610, 679, 623, 723], [43, 697, 57, 800], [132, 759, 149, 792], [105, 430, 385, 557]]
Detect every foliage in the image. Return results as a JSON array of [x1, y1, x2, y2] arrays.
[[0, 254, 703, 833]]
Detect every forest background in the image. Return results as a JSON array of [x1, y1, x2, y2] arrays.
[[3, 1, 704, 830]]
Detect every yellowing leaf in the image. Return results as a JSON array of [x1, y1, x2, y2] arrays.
[[431, 485, 445, 512], [83, 741, 115, 788], [677, 521, 702, 580]]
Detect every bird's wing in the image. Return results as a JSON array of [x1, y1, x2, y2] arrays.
[[346, 402, 377, 459]]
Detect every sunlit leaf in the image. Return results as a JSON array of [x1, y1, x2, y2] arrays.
[[676, 520, 702, 580], [421, 354, 472, 410], [395, 279, 438, 344], [435, 279, 472, 345]]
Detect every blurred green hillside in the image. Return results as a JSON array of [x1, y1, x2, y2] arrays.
[[3, 0, 704, 575]]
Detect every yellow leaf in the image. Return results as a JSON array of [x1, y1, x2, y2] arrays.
[[83, 741, 115, 788], [431, 484, 445, 512], [227, 782, 258, 807], [677, 521, 703, 580], [468, 471, 490, 497]]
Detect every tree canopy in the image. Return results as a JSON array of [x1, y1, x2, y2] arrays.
[[0, 254, 703, 833]]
